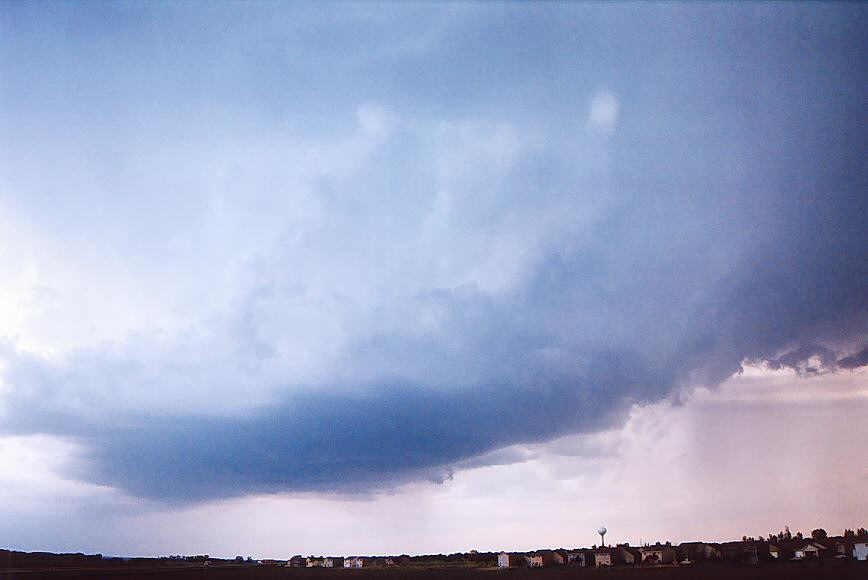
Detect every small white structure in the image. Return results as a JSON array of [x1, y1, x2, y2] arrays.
[[323, 557, 343, 568], [345, 556, 365, 568], [595, 550, 613, 566], [854, 542, 868, 561]]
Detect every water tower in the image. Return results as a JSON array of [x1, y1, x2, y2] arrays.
[[598, 526, 607, 547]]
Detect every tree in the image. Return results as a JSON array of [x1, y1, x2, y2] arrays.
[[795, 532, 803, 540], [811, 529, 828, 540]]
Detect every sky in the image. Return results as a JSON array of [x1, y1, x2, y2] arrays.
[[0, 1, 866, 558]]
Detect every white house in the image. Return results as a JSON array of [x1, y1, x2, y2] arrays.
[[323, 557, 343, 568], [854, 542, 868, 561], [345, 556, 365, 568]]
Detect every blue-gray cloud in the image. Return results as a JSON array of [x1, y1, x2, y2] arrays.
[[0, 3, 866, 501]]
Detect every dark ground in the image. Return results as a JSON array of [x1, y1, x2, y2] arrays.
[[2, 561, 866, 580]]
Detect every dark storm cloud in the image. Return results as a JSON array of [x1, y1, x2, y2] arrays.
[[0, 3, 866, 501], [81, 380, 630, 502], [838, 348, 868, 371]]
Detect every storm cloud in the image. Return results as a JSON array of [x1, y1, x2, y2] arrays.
[[0, 3, 866, 501]]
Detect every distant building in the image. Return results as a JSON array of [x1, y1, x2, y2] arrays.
[[853, 542, 868, 561], [497, 552, 524, 568], [678, 542, 721, 562], [826, 538, 847, 557], [525, 551, 556, 567], [615, 545, 640, 565], [594, 548, 613, 567], [305, 557, 323, 567], [566, 550, 594, 567], [793, 540, 828, 560], [287, 556, 305, 568], [640, 544, 676, 565], [720, 541, 769, 564], [345, 556, 365, 568], [768, 542, 794, 560], [323, 557, 343, 568]]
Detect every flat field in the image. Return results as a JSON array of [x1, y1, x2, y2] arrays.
[[2, 561, 866, 580]]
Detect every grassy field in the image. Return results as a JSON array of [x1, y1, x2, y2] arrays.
[[2, 561, 866, 580]]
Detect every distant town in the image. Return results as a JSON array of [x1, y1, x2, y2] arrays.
[[3, 526, 867, 576], [286, 526, 868, 568]]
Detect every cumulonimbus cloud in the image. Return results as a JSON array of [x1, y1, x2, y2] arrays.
[[0, 4, 866, 503]]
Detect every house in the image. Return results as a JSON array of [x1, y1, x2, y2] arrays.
[[497, 552, 524, 568], [768, 542, 795, 560], [793, 540, 829, 560], [825, 538, 847, 557], [305, 557, 323, 567], [615, 545, 641, 565], [323, 557, 344, 568], [525, 551, 556, 567], [853, 542, 868, 561], [594, 548, 614, 567], [678, 542, 721, 562], [720, 541, 769, 564], [640, 544, 676, 565], [566, 550, 594, 567], [287, 556, 305, 568], [345, 556, 365, 568], [532, 550, 567, 565]]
